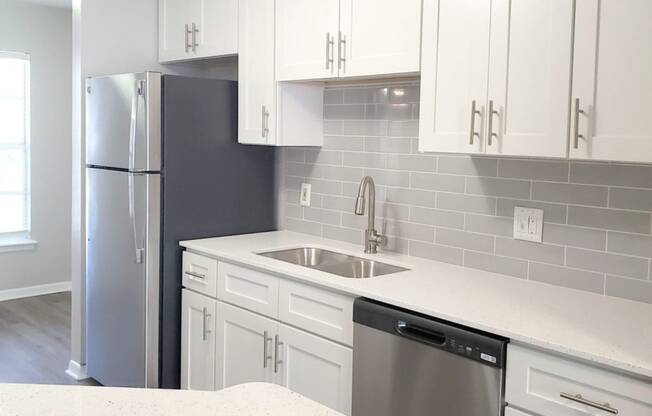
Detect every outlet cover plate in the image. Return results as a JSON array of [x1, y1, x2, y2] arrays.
[[300, 183, 311, 207], [513, 206, 544, 243]]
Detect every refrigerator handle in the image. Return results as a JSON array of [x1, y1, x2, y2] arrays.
[[128, 173, 145, 264], [128, 80, 146, 264], [129, 80, 145, 172]]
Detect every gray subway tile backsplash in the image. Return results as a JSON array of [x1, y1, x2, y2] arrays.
[[528, 263, 605, 294], [498, 159, 569, 182], [568, 205, 651, 234], [281, 82, 652, 304], [531, 182, 608, 207]]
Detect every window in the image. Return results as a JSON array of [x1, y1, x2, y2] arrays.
[[0, 51, 31, 247]]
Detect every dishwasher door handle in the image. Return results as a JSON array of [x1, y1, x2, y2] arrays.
[[396, 320, 446, 346]]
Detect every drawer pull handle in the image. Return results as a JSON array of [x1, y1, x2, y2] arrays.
[[185, 271, 206, 280], [560, 392, 618, 414]]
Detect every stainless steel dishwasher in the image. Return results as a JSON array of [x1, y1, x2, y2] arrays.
[[352, 298, 508, 416]]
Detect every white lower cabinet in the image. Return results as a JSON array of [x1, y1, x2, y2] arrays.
[[506, 344, 652, 416], [276, 323, 353, 415], [215, 301, 276, 388], [183, 256, 353, 415], [180, 289, 216, 391], [214, 302, 352, 415]]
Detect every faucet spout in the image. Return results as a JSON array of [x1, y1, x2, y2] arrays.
[[354, 176, 384, 253]]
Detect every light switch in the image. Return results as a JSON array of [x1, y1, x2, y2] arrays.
[[299, 183, 311, 207], [513, 206, 543, 243]]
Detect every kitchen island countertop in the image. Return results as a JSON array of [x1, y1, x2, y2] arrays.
[[0, 382, 343, 416]]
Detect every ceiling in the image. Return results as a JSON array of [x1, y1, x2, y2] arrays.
[[15, 0, 71, 8]]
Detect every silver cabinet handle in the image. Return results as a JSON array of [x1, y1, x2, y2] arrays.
[[560, 392, 618, 414], [338, 31, 346, 71], [469, 100, 481, 145], [185, 24, 191, 52], [274, 334, 283, 373], [325, 33, 334, 70], [488, 100, 499, 146], [263, 331, 272, 368], [261, 105, 270, 138], [202, 307, 212, 341], [192, 22, 199, 52], [573, 98, 585, 149], [185, 270, 205, 280]]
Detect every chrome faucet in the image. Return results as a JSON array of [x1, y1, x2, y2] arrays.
[[354, 176, 385, 253]]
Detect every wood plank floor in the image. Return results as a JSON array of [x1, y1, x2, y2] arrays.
[[0, 292, 98, 385]]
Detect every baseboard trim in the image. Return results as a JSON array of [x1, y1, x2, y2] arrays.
[[0, 281, 72, 302], [66, 360, 89, 381]]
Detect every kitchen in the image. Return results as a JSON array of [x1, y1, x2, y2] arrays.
[[0, 0, 650, 415]]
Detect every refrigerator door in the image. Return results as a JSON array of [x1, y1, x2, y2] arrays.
[[86, 72, 161, 171], [86, 167, 160, 387]]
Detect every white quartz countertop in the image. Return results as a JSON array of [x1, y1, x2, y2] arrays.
[[181, 231, 652, 381], [0, 382, 343, 416]]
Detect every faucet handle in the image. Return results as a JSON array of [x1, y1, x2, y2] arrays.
[[368, 229, 386, 247]]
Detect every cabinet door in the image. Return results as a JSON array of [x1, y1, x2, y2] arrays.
[[180, 289, 216, 391], [418, 0, 491, 154], [571, 0, 652, 163], [215, 302, 277, 389], [194, 0, 238, 58], [275, 323, 353, 415], [487, 0, 573, 158], [275, 0, 340, 81], [338, 0, 421, 78], [159, 0, 192, 62], [238, 0, 276, 145]]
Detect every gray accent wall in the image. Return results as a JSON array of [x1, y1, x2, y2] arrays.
[[279, 81, 652, 305]]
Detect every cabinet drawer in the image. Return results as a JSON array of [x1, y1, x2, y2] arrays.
[[182, 251, 218, 298], [506, 344, 652, 416], [217, 262, 279, 318], [279, 279, 354, 346]]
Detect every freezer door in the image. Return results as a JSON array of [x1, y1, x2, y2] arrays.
[[86, 72, 161, 171], [86, 168, 160, 387]]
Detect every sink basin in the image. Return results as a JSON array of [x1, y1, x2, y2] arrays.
[[258, 247, 409, 278]]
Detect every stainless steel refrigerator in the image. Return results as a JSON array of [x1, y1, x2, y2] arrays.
[[85, 72, 275, 388]]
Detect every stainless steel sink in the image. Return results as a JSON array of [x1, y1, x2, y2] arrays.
[[258, 247, 409, 278]]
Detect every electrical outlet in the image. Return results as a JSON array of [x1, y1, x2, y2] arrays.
[[513, 206, 544, 243], [299, 183, 311, 207]]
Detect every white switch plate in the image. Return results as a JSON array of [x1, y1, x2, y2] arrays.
[[513, 206, 544, 243], [299, 183, 311, 207]]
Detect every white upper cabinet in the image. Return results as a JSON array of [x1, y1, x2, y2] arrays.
[[418, 0, 492, 154], [159, 0, 194, 62], [338, 0, 421, 78], [419, 0, 574, 159], [195, 0, 238, 59], [571, 0, 652, 163], [159, 0, 237, 62], [238, 0, 276, 145], [238, 0, 324, 146], [275, 0, 340, 81], [487, 0, 573, 158], [276, 0, 421, 81]]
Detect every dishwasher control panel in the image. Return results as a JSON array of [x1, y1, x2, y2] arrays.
[[354, 297, 508, 368]]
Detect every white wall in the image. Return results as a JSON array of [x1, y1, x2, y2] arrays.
[[0, 1, 72, 293], [69, 0, 237, 374]]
